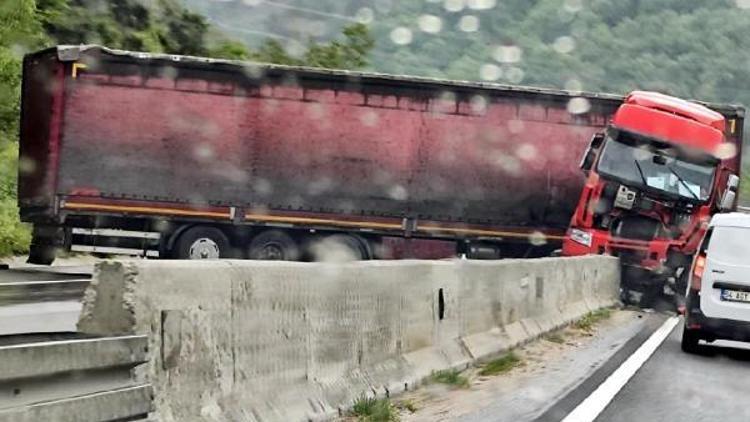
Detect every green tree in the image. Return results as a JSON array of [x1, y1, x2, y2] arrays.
[[238, 23, 375, 70], [0, 0, 47, 255]]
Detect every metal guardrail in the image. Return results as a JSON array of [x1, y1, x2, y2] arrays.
[[0, 335, 152, 421], [0, 278, 91, 336], [0, 279, 90, 306]]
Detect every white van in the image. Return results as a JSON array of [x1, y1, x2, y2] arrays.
[[682, 212, 750, 353]]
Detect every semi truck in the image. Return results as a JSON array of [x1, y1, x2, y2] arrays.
[[18, 46, 744, 269], [562, 92, 743, 304]]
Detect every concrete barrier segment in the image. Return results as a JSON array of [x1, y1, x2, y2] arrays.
[[78, 256, 620, 421]]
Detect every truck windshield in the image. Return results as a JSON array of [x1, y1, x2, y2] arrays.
[[596, 132, 716, 202]]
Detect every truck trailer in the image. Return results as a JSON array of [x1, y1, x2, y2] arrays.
[[18, 46, 745, 265]]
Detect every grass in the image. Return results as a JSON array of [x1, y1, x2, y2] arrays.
[[430, 368, 470, 388], [575, 308, 612, 332], [478, 352, 522, 376], [351, 395, 399, 422], [544, 332, 566, 344], [395, 399, 417, 413]]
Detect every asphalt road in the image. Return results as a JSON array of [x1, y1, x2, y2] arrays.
[[594, 322, 750, 422]]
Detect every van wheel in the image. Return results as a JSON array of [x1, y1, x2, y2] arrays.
[[681, 324, 701, 354], [175, 226, 231, 260], [247, 230, 299, 261]]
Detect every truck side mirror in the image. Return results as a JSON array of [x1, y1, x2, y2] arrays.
[[580, 133, 605, 173], [719, 174, 740, 211]]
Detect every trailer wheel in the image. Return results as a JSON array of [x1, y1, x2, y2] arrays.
[[175, 226, 231, 260], [247, 230, 300, 261], [309, 234, 370, 262]]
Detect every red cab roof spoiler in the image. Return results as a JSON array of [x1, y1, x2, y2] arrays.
[[625, 91, 725, 132]]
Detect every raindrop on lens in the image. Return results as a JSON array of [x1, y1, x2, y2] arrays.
[[493, 45, 522, 63], [567, 97, 591, 114], [418, 15, 443, 33], [714, 143, 738, 159], [390, 27, 413, 45], [479, 64, 502, 81], [356, 7, 375, 24], [553, 36, 576, 54], [444, 0, 465, 12], [458, 15, 480, 32]]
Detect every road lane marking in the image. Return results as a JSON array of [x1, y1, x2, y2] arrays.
[[561, 316, 679, 422]]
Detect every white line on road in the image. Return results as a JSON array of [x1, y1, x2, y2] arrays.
[[561, 316, 680, 422]]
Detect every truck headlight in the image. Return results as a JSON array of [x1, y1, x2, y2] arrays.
[[570, 229, 593, 247]]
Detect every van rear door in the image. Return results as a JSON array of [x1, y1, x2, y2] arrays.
[[700, 225, 750, 321]]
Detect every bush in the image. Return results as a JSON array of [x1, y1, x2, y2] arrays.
[[0, 142, 29, 257], [478, 352, 521, 376], [0, 196, 30, 256], [351, 395, 399, 422], [430, 368, 470, 388]]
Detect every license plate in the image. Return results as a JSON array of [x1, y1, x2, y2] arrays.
[[721, 289, 750, 303]]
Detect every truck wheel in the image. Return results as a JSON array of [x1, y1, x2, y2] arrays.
[[309, 234, 370, 262], [175, 226, 231, 260], [27, 244, 56, 265], [681, 324, 701, 354], [247, 230, 300, 261]]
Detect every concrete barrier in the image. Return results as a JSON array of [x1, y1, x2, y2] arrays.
[[78, 256, 619, 422]]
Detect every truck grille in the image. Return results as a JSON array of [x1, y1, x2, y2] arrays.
[[612, 215, 660, 241]]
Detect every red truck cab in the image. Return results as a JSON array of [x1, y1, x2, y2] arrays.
[[562, 91, 741, 304]]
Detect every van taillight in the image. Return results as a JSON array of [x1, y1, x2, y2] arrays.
[[691, 254, 706, 290]]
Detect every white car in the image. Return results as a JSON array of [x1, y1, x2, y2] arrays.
[[682, 212, 750, 353]]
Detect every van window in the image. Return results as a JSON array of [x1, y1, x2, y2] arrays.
[[706, 226, 750, 263]]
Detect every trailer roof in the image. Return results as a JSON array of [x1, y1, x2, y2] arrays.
[[36, 45, 745, 116]]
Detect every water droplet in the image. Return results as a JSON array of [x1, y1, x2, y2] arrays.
[[194, 144, 214, 160], [553, 36, 576, 54], [529, 231, 548, 246], [418, 14, 443, 33], [516, 143, 537, 160], [254, 179, 272, 195], [479, 63, 502, 81], [567, 97, 591, 114], [494, 155, 521, 175], [506, 67, 525, 84], [467, 0, 496, 10], [356, 7, 375, 24], [375, 0, 393, 13], [18, 157, 36, 174], [242, 63, 264, 79], [444, 0, 465, 12], [507, 119, 525, 134], [715, 143, 738, 159], [458, 15, 480, 32], [493, 45, 522, 63], [286, 42, 308, 60], [388, 185, 409, 201], [390, 27, 413, 45], [563, 0, 584, 13], [564, 78, 583, 92], [470, 95, 488, 113], [360, 110, 379, 126], [307, 103, 326, 120]]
